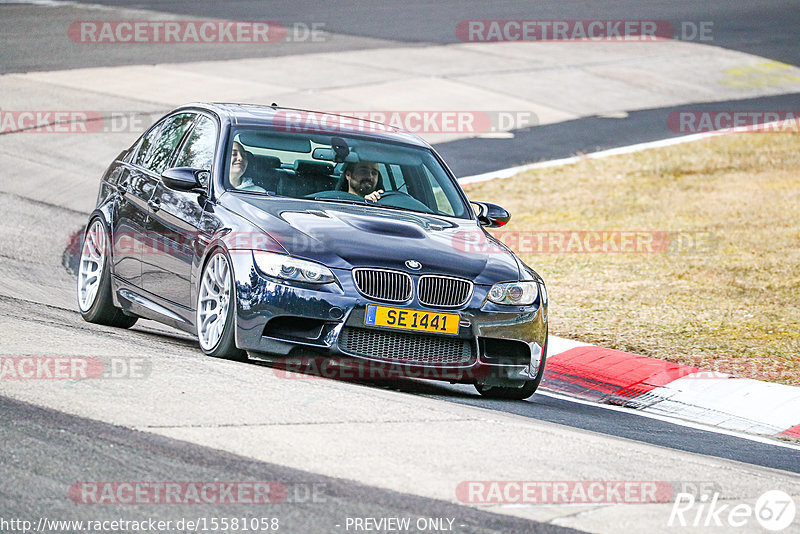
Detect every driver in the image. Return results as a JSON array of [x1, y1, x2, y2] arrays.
[[344, 161, 383, 202]]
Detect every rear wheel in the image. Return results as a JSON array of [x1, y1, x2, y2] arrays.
[[77, 218, 138, 328], [475, 334, 547, 400], [197, 249, 245, 360]]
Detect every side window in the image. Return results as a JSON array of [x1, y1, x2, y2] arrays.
[[387, 164, 406, 192], [137, 113, 195, 174], [133, 123, 163, 168], [422, 165, 455, 216], [175, 116, 217, 185]]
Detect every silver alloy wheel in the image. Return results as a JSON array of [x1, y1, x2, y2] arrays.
[[197, 252, 232, 351], [77, 219, 106, 312]]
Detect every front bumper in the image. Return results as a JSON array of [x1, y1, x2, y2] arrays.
[[229, 252, 547, 385]]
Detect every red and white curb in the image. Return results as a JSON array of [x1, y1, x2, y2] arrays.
[[458, 129, 800, 440], [543, 335, 800, 439]]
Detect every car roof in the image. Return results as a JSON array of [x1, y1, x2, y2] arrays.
[[177, 102, 432, 149]]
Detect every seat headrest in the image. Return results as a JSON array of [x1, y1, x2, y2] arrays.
[[254, 155, 281, 169], [294, 160, 334, 176]]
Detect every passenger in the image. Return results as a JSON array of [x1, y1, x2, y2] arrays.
[[344, 161, 383, 202], [229, 141, 265, 192]]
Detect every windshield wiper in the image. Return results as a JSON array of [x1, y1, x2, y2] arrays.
[[307, 196, 438, 216], [363, 203, 434, 215], [371, 202, 439, 216], [306, 197, 366, 206], [230, 189, 286, 198]]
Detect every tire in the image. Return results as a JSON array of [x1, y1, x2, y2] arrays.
[[76, 218, 138, 328], [196, 249, 245, 360], [475, 333, 548, 400]]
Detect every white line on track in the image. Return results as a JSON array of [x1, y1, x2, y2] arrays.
[[457, 121, 788, 185], [537, 389, 800, 452]]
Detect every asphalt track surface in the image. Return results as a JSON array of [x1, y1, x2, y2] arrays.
[[5, 0, 799, 71], [1, 1, 799, 532], [3, 1, 798, 176], [0, 396, 580, 534], [438, 91, 800, 176], [377, 380, 800, 474]]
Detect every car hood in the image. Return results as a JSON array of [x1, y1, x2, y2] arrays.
[[227, 196, 521, 284]]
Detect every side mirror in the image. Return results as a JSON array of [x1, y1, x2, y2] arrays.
[[161, 167, 207, 192], [471, 201, 511, 228]]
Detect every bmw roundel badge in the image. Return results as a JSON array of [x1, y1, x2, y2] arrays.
[[405, 260, 422, 270]]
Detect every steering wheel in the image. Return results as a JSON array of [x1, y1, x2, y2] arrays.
[[374, 190, 435, 213], [375, 191, 409, 200]]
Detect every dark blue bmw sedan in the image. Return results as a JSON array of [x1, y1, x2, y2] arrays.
[[77, 103, 548, 399]]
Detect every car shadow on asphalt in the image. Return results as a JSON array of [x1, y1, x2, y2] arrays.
[[129, 322, 197, 345], [247, 354, 484, 399]]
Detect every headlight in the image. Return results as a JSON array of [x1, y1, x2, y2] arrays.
[[487, 281, 539, 305], [253, 252, 336, 284]]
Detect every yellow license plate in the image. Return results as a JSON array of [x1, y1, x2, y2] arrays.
[[364, 304, 459, 335]]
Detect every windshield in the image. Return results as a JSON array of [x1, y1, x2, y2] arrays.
[[224, 128, 471, 219]]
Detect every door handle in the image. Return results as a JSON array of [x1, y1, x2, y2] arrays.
[[148, 198, 161, 212]]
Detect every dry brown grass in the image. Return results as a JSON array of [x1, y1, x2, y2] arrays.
[[463, 133, 800, 385]]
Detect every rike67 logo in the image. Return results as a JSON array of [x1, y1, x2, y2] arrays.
[[668, 490, 796, 531]]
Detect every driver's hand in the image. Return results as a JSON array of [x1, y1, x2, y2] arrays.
[[364, 189, 384, 202]]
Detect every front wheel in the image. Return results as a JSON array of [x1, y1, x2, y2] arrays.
[[76, 218, 138, 328], [196, 249, 245, 360], [475, 380, 540, 400], [475, 335, 547, 400]]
